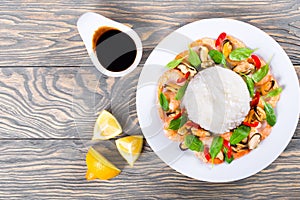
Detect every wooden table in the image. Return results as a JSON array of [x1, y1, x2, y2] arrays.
[[0, 1, 299, 199]]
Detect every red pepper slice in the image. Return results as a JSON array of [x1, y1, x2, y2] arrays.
[[176, 72, 190, 83], [250, 91, 260, 107], [184, 71, 191, 79], [186, 121, 201, 129], [251, 54, 261, 69], [223, 140, 232, 159], [242, 121, 259, 127], [173, 112, 182, 120], [204, 146, 211, 161], [223, 139, 230, 149], [215, 32, 227, 48]]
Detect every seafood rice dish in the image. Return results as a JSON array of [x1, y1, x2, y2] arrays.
[[157, 32, 282, 164]]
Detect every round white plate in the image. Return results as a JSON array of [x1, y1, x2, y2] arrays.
[[136, 18, 300, 182]]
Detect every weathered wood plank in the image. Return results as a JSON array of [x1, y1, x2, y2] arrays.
[[0, 139, 298, 199], [0, 0, 299, 66], [0, 66, 298, 139], [0, 66, 141, 139]]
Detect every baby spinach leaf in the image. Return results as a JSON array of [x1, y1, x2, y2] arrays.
[[229, 48, 256, 61], [264, 102, 276, 126], [175, 81, 189, 100], [168, 115, 188, 130], [209, 136, 224, 163], [208, 50, 226, 67], [223, 147, 234, 163], [244, 75, 255, 97], [252, 63, 269, 83], [225, 153, 234, 164], [159, 92, 169, 111], [166, 57, 184, 69], [266, 87, 282, 98], [184, 135, 204, 152], [230, 125, 251, 145], [188, 48, 201, 68]]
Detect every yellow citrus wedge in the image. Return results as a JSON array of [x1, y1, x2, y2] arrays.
[[85, 147, 121, 180], [93, 110, 122, 140], [116, 135, 143, 167]]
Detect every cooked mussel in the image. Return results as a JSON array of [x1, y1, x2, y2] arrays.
[[199, 46, 215, 69], [225, 35, 246, 49], [222, 40, 232, 58], [164, 82, 180, 93], [254, 106, 266, 122], [260, 80, 275, 96], [177, 62, 197, 76], [241, 137, 248, 144], [199, 46, 209, 62], [179, 141, 188, 151], [177, 125, 189, 136], [233, 61, 255, 74], [232, 143, 248, 153], [248, 133, 262, 149]]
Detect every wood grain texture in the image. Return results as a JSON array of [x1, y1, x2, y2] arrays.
[[0, 139, 299, 199], [0, 0, 299, 199], [0, 66, 142, 139], [0, 0, 299, 66]]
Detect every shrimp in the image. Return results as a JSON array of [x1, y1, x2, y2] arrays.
[[190, 37, 216, 50], [257, 121, 272, 140], [267, 95, 280, 108], [158, 69, 185, 90], [163, 116, 184, 142], [164, 129, 184, 142], [255, 74, 272, 87], [164, 91, 180, 112]]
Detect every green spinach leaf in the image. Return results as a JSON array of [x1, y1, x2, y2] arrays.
[[264, 102, 276, 126], [229, 47, 256, 61], [184, 135, 204, 152], [168, 115, 188, 130], [188, 48, 201, 68], [230, 125, 251, 145], [252, 63, 269, 83], [266, 87, 282, 98], [208, 50, 226, 67], [209, 136, 224, 163], [225, 153, 234, 164], [244, 75, 255, 97], [166, 57, 184, 69], [175, 81, 189, 100], [159, 92, 169, 111], [223, 146, 234, 164]]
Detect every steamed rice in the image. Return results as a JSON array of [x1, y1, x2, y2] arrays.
[[182, 66, 250, 134]]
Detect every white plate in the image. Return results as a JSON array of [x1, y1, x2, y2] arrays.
[[136, 18, 300, 182]]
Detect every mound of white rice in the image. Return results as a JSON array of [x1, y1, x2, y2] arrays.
[[182, 66, 250, 134]]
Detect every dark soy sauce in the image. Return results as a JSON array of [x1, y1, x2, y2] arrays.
[[92, 26, 137, 72]]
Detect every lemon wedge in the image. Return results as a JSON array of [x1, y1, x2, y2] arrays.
[[93, 110, 122, 140], [116, 135, 143, 167], [85, 147, 121, 180]]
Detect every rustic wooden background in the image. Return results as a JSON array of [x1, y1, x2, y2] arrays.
[[0, 0, 299, 199]]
